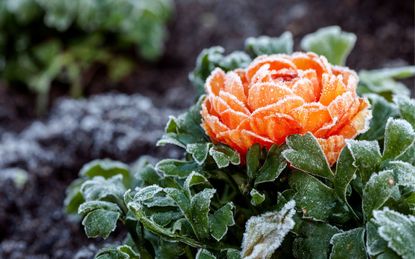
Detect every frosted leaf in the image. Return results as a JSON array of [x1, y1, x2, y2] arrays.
[[346, 139, 382, 182], [362, 170, 398, 219], [329, 228, 366, 259], [283, 133, 334, 180], [382, 161, 415, 188], [300, 26, 356, 65], [245, 32, 294, 56], [394, 95, 415, 129], [241, 200, 296, 259], [383, 118, 415, 160], [358, 94, 399, 141], [289, 171, 337, 221], [373, 208, 415, 259]]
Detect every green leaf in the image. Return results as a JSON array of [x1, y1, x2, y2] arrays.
[[330, 228, 366, 259], [382, 161, 415, 188], [373, 208, 415, 259], [78, 200, 121, 217], [190, 188, 216, 240], [359, 94, 399, 141], [64, 178, 85, 214], [82, 209, 120, 239], [157, 97, 206, 148], [156, 159, 200, 178], [334, 147, 357, 209], [209, 144, 241, 168], [366, 221, 399, 258], [218, 51, 251, 71], [184, 172, 211, 197], [289, 171, 337, 221], [346, 139, 382, 183], [250, 189, 265, 206], [394, 95, 415, 129], [80, 159, 131, 187], [133, 157, 161, 186], [254, 145, 287, 186], [134, 185, 176, 208], [283, 133, 333, 180], [300, 26, 356, 65], [246, 144, 262, 180], [225, 249, 241, 259], [128, 201, 204, 248], [383, 118, 415, 160], [293, 221, 340, 259], [187, 143, 211, 165], [196, 249, 216, 259], [95, 244, 140, 259], [358, 66, 415, 100], [81, 175, 126, 202], [245, 32, 293, 57], [362, 170, 398, 219], [241, 200, 296, 259], [209, 202, 235, 241]]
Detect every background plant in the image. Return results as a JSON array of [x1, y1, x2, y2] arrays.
[[0, 0, 172, 113], [66, 27, 415, 258]]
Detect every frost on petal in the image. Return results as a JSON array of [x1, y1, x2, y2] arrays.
[[247, 82, 294, 110], [292, 78, 317, 102], [249, 113, 302, 143], [326, 92, 360, 134], [224, 129, 273, 155], [336, 98, 371, 138], [291, 52, 328, 78], [319, 73, 347, 106], [224, 71, 248, 103], [251, 96, 305, 117], [318, 135, 346, 165], [201, 101, 229, 139], [205, 68, 226, 96], [218, 91, 250, 114], [219, 109, 249, 129], [290, 102, 331, 132], [241, 200, 296, 259], [246, 55, 295, 81]]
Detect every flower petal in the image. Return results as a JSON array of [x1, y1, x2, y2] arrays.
[[246, 55, 296, 81], [205, 68, 226, 96], [336, 98, 371, 138], [317, 135, 346, 166], [224, 71, 248, 104], [290, 102, 331, 132], [247, 82, 294, 110], [319, 73, 347, 105]]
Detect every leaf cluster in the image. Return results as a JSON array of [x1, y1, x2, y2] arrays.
[[0, 0, 172, 112]]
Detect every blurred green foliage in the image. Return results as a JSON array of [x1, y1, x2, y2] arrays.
[[0, 0, 172, 113]]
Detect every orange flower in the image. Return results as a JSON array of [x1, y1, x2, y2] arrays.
[[201, 52, 371, 165]]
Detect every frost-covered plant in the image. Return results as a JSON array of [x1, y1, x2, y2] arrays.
[[0, 0, 172, 112], [66, 26, 415, 258]]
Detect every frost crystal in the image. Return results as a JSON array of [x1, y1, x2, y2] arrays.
[[0, 94, 178, 174], [241, 200, 296, 259]]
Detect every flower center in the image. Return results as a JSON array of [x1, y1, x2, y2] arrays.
[[271, 69, 298, 81]]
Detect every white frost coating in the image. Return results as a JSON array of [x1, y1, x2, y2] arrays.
[[0, 93, 177, 173], [241, 200, 296, 259], [373, 207, 415, 259]]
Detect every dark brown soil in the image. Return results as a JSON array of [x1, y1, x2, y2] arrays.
[[0, 0, 414, 258]]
